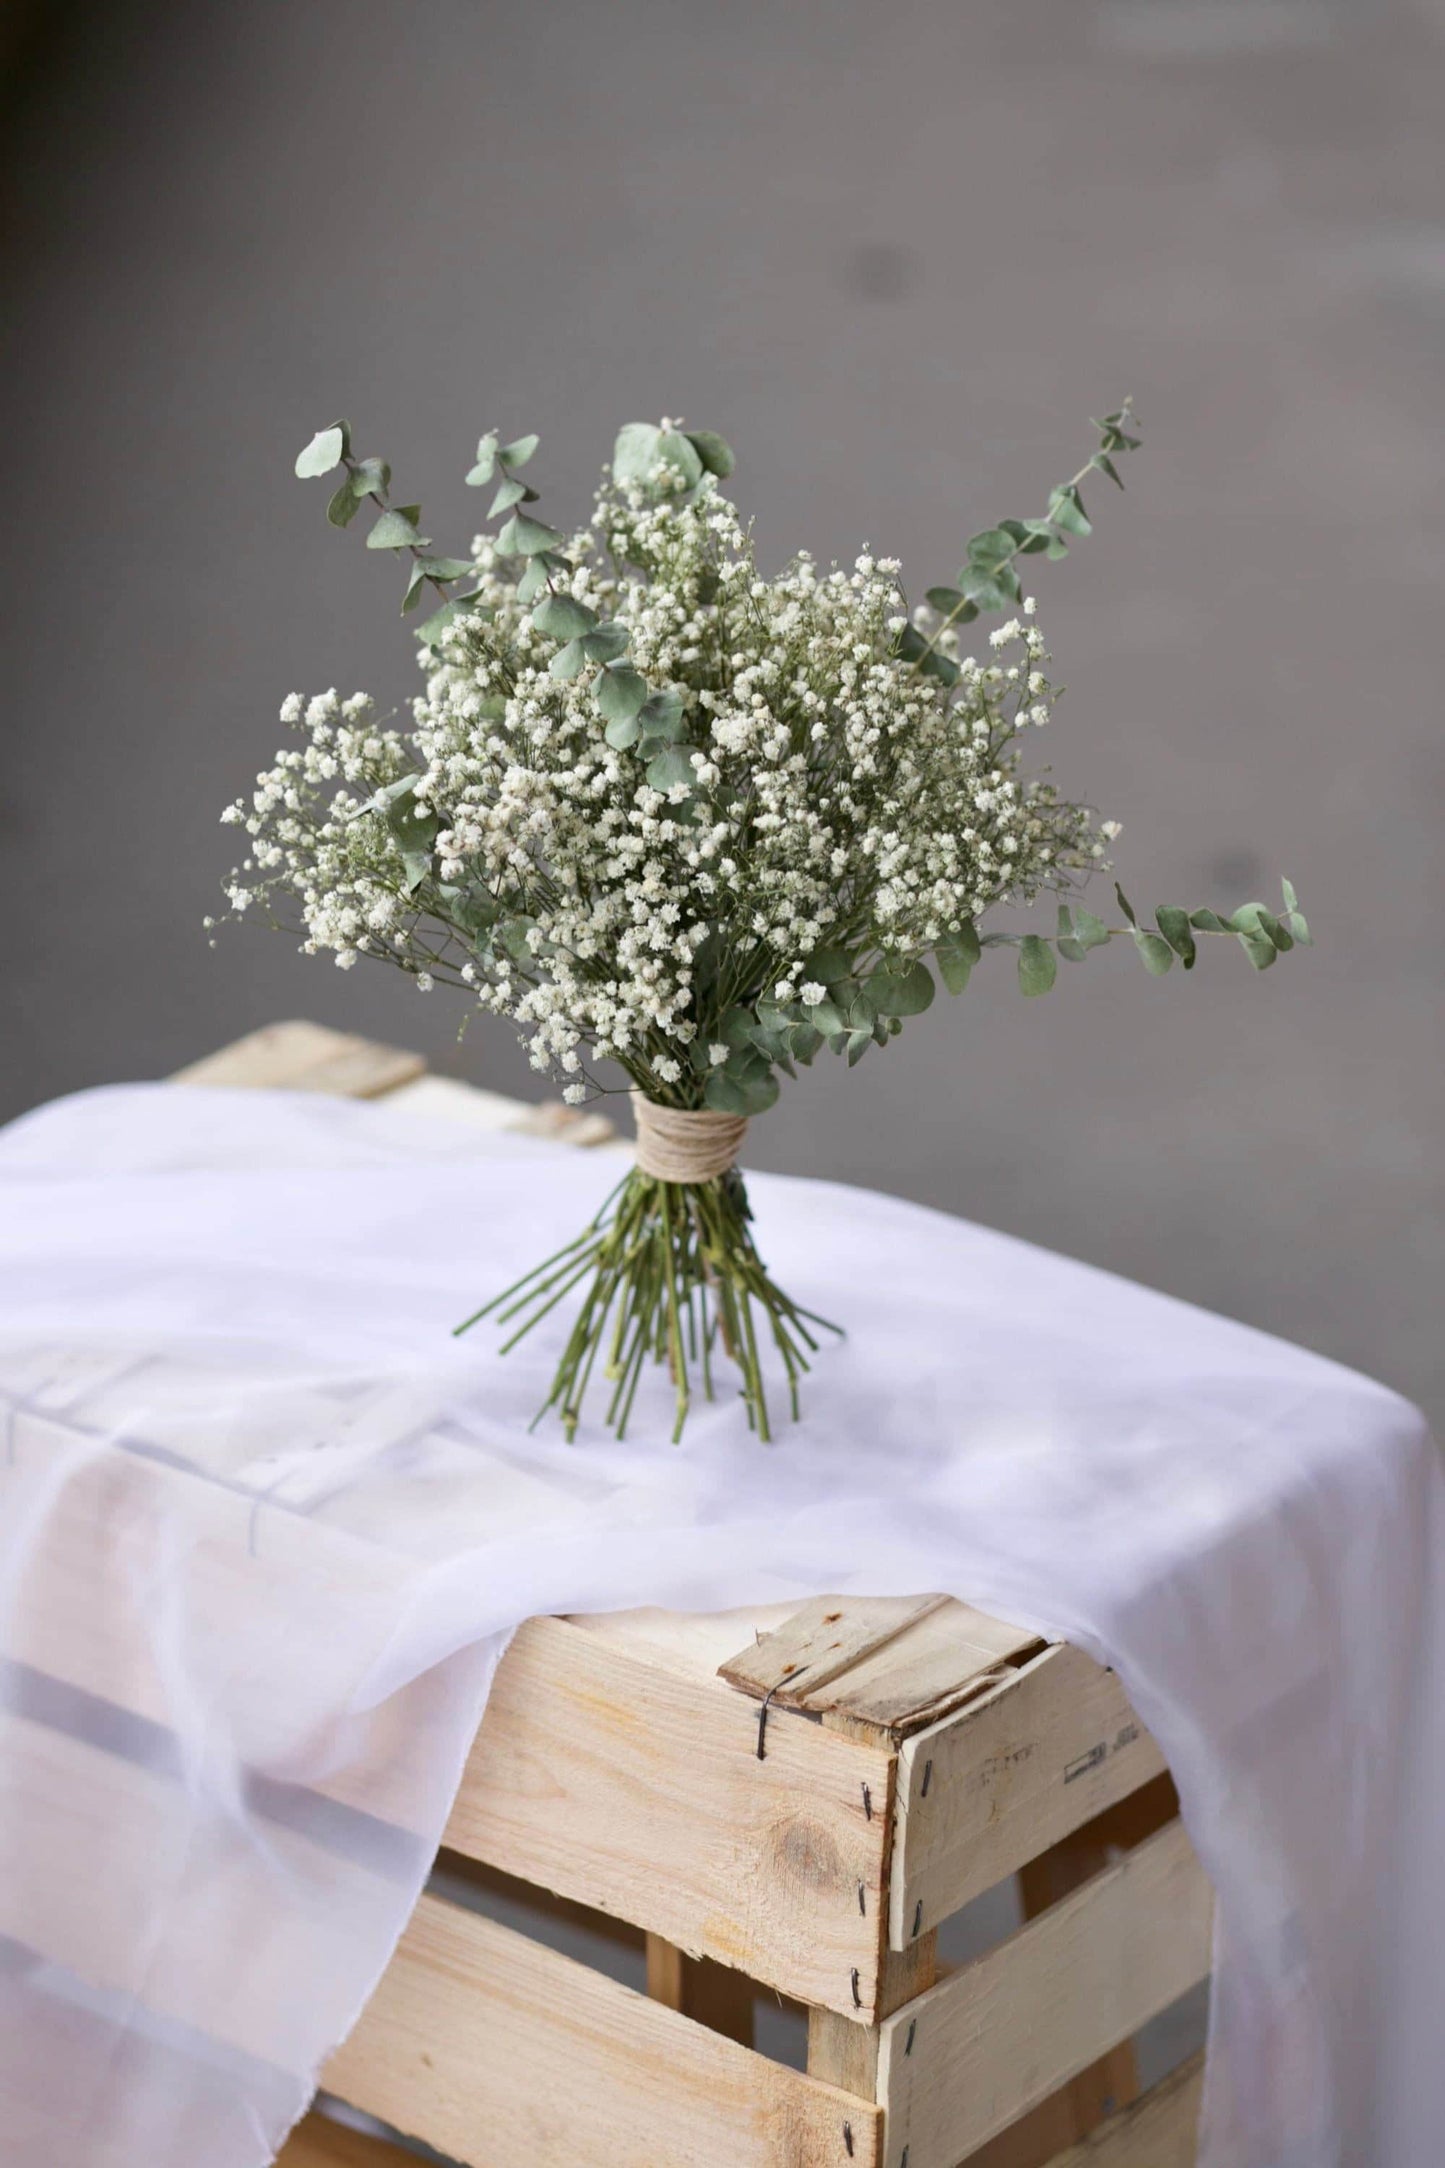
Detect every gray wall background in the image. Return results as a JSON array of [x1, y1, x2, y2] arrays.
[[2, 0, 1441, 1425]]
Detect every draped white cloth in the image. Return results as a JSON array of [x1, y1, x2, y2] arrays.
[[0, 1082, 1439, 2168]]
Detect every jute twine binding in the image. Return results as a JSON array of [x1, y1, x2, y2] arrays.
[[631, 1093, 748, 1184]]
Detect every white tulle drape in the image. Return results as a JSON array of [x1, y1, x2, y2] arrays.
[[0, 1083, 1439, 2168]]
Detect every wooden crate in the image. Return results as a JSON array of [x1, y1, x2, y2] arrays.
[[183, 1024, 1211, 2168]]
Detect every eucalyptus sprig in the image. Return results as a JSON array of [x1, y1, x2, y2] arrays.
[[900, 401, 1142, 686]]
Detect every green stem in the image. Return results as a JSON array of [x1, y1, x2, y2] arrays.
[[456, 1162, 841, 1442]]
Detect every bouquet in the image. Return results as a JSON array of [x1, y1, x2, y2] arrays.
[[218, 406, 1307, 1441]]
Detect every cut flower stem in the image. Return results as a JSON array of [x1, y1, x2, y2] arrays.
[[456, 1164, 840, 1443]]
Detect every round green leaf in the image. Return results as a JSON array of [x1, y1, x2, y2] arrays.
[[935, 923, 980, 994], [499, 433, 539, 470], [326, 480, 361, 528], [1018, 935, 1057, 995], [645, 744, 696, 792], [497, 513, 564, 558], [580, 623, 629, 664], [1132, 931, 1174, 976], [869, 959, 935, 1017], [295, 424, 346, 478], [532, 592, 597, 641], [685, 429, 735, 478], [596, 665, 648, 725], [637, 688, 685, 739], [367, 508, 425, 551], [466, 433, 498, 487]]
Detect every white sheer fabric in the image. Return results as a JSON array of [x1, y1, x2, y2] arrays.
[[0, 1083, 1439, 2168]]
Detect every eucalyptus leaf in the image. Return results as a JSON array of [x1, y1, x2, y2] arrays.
[[499, 433, 539, 470], [467, 433, 499, 486], [686, 429, 735, 477], [1281, 876, 1299, 912], [612, 423, 662, 486], [532, 592, 597, 641], [327, 481, 361, 528], [1049, 484, 1092, 537], [497, 513, 564, 558], [707, 1066, 778, 1115], [1155, 906, 1197, 967], [1114, 882, 1137, 927], [419, 556, 474, 582], [966, 527, 1016, 569], [805, 946, 852, 986], [846, 1029, 873, 1067], [604, 711, 642, 750], [637, 688, 685, 739], [1189, 907, 1229, 934], [549, 639, 587, 681], [1075, 907, 1111, 951], [595, 665, 648, 725], [806, 998, 847, 1037], [1055, 903, 1086, 963], [1237, 931, 1277, 971], [349, 457, 389, 499], [869, 958, 935, 1017], [925, 586, 965, 614], [295, 424, 346, 478], [490, 477, 532, 516], [703, 1070, 750, 1115], [657, 430, 705, 491], [516, 556, 551, 604], [367, 508, 426, 551], [1132, 930, 1174, 976], [1018, 935, 1057, 995], [645, 744, 696, 792], [580, 623, 629, 664], [1286, 910, 1312, 946], [935, 921, 981, 993], [416, 600, 464, 646], [789, 1023, 823, 1063]]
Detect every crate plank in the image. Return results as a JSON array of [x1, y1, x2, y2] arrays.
[[718, 1596, 1041, 1744], [173, 1020, 426, 1098], [718, 1594, 953, 1702], [1011, 2052, 1202, 2168], [445, 1612, 896, 2019], [958, 2051, 1201, 2167], [278, 2114, 421, 2168], [891, 1642, 1168, 1946], [877, 1820, 1211, 2168], [324, 1892, 880, 2168]]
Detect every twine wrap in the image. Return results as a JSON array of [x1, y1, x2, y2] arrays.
[[631, 1093, 748, 1184]]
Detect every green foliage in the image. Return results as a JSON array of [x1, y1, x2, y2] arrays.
[[900, 400, 1142, 679], [295, 422, 347, 477], [935, 922, 981, 993], [1018, 934, 1057, 995]]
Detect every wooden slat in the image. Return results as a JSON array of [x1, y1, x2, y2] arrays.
[[278, 2113, 422, 2168], [444, 1612, 896, 2019], [718, 1595, 1041, 1744], [877, 1820, 1212, 2168], [1038, 2052, 1202, 2167], [324, 1892, 879, 2168], [890, 1642, 1168, 1946], [645, 1931, 756, 2045], [173, 1019, 426, 1098], [718, 1595, 952, 1703]]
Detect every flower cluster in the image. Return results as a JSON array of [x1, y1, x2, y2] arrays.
[[221, 429, 1115, 1114]]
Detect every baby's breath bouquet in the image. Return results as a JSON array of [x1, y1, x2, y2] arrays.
[[219, 407, 1307, 1441]]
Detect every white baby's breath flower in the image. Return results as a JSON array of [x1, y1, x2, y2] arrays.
[[800, 982, 827, 1007]]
